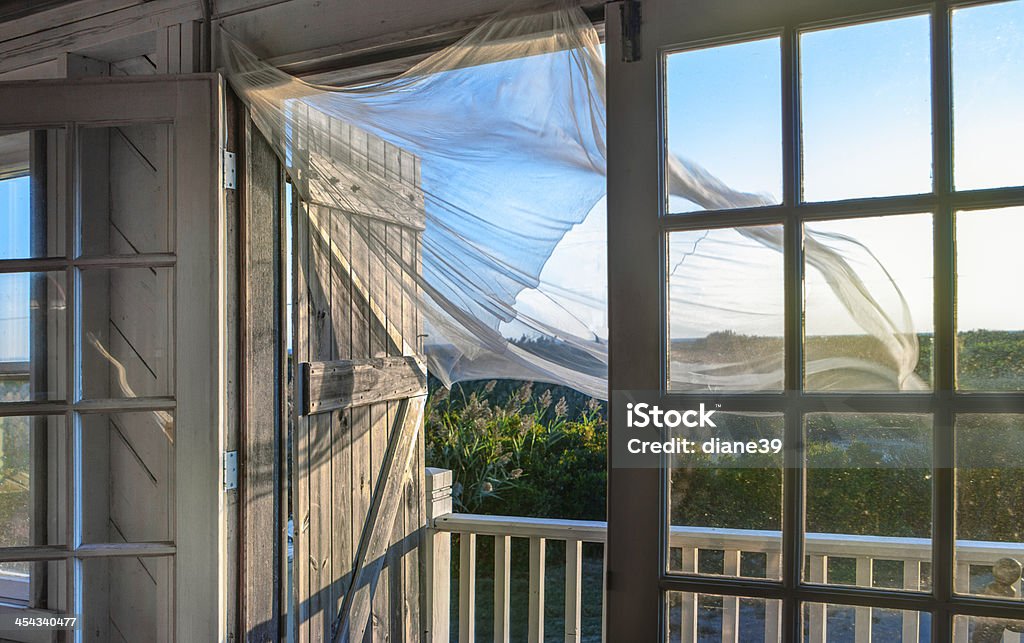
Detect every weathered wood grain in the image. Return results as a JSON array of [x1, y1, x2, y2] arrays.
[[333, 395, 426, 643], [0, 0, 201, 74], [289, 110, 425, 643], [302, 356, 426, 415], [241, 116, 281, 642], [295, 197, 312, 643]]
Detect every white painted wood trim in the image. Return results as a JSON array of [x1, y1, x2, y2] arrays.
[[722, 550, 741, 642], [458, 532, 476, 643], [564, 539, 582, 643], [902, 560, 921, 642], [172, 73, 224, 643], [764, 552, 782, 643], [678, 547, 697, 643], [494, 535, 511, 643], [807, 556, 828, 643], [854, 557, 872, 643], [528, 536, 545, 643]]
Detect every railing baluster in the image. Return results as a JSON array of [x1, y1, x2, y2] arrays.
[[680, 546, 698, 643], [808, 555, 828, 643], [764, 551, 782, 643], [902, 559, 920, 642], [459, 532, 476, 643], [722, 550, 741, 643], [429, 495, 1024, 643], [494, 535, 511, 643], [528, 536, 546, 643], [955, 562, 971, 642], [854, 557, 872, 643], [565, 539, 582, 643]]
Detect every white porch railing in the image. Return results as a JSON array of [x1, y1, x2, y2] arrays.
[[423, 468, 1024, 643]]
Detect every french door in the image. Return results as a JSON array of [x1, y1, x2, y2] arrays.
[[606, 0, 1024, 640], [0, 76, 224, 642]]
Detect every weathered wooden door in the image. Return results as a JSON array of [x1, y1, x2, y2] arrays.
[[290, 121, 427, 642], [0, 75, 225, 642]]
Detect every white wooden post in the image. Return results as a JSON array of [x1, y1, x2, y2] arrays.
[[495, 535, 512, 643], [424, 468, 453, 643], [902, 560, 921, 642], [765, 552, 782, 643], [565, 539, 583, 643], [679, 547, 698, 643], [460, 533, 477, 643], [808, 555, 828, 643], [955, 562, 971, 642], [854, 557, 872, 643], [529, 536, 546, 643], [722, 550, 741, 643]]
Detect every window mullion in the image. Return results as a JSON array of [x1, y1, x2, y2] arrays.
[[931, 3, 956, 641], [780, 21, 805, 643], [65, 124, 81, 632]]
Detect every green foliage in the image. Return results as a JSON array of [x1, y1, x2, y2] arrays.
[[425, 380, 606, 520], [0, 387, 31, 549], [427, 378, 1024, 543], [957, 330, 1024, 390]]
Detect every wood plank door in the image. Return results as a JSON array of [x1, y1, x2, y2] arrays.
[[0, 75, 225, 642], [289, 119, 426, 642]]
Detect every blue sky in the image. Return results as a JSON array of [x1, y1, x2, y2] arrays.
[[662, 1, 1024, 338], [0, 176, 30, 362]]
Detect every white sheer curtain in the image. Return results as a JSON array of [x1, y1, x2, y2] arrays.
[[219, 4, 923, 399]]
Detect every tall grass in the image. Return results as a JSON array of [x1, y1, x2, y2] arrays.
[[425, 380, 606, 520]]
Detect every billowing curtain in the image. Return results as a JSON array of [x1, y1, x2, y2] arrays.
[[219, 5, 923, 399]]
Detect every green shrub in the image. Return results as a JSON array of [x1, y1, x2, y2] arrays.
[[425, 380, 606, 520]]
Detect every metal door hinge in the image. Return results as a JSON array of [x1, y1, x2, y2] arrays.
[[223, 150, 237, 189], [223, 450, 238, 491], [620, 0, 642, 63]]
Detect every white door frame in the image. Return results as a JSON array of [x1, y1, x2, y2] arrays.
[[0, 75, 225, 643]]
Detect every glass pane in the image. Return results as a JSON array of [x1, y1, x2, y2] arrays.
[[0, 560, 66, 609], [667, 413, 783, 579], [956, 207, 1024, 390], [0, 272, 66, 402], [955, 615, 1024, 641], [804, 214, 933, 391], [81, 267, 172, 399], [0, 415, 66, 549], [79, 124, 172, 256], [803, 602, 930, 642], [956, 413, 1024, 601], [81, 412, 174, 544], [667, 226, 784, 391], [804, 414, 932, 590], [0, 129, 65, 259], [82, 556, 172, 640], [952, 0, 1024, 190], [800, 15, 932, 201], [666, 592, 781, 643], [664, 37, 782, 213]]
